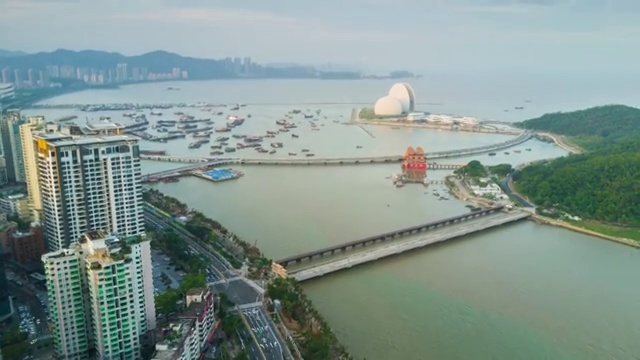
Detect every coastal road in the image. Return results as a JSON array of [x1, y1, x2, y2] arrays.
[[502, 175, 535, 208], [210, 278, 261, 306], [144, 211, 234, 277], [242, 306, 285, 360], [145, 210, 265, 306]]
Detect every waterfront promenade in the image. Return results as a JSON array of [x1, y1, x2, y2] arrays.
[[285, 209, 531, 282]]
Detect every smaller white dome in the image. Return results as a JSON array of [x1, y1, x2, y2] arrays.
[[374, 96, 403, 116]]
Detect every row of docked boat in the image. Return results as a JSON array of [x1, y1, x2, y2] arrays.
[[188, 139, 210, 149]]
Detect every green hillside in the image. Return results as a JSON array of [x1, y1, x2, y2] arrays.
[[513, 146, 640, 225], [515, 104, 640, 149], [513, 105, 640, 231]]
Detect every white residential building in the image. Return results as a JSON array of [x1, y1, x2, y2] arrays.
[[35, 134, 144, 251], [42, 248, 89, 359], [152, 289, 216, 360], [43, 231, 156, 360], [469, 181, 508, 200]]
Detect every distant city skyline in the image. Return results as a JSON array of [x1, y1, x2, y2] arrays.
[[2, 0, 640, 74]]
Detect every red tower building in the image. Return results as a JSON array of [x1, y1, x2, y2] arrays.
[[402, 146, 427, 181]]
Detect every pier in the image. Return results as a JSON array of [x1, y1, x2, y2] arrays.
[[141, 130, 532, 165], [140, 159, 463, 183], [237, 158, 465, 168], [280, 208, 531, 282], [26, 101, 447, 110]]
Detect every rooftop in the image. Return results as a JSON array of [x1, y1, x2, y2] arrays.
[[42, 248, 77, 261], [153, 319, 195, 360], [185, 288, 207, 296], [182, 289, 214, 318], [50, 134, 138, 147], [85, 122, 124, 131], [34, 132, 72, 142], [4, 193, 27, 201], [83, 232, 131, 265]]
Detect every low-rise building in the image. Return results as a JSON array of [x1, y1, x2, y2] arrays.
[[0, 217, 17, 255], [152, 288, 216, 360], [469, 181, 508, 200], [406, 112, 427, 121], [0, 193, 30, 220], [11, 224, 45, 265]]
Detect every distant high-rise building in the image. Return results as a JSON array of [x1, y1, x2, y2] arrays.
[[43, 231, 155, 360], [224, 57, 234, 73], [13, 69, 21, 88], [140, 67, 149, 81], [1, 68, 11, 84], [39, 70, 49, 88], [59, 65, 75, 79], [27, 68, 35, 87], [233, 57, 242, 74], [46, 65, 60, 78], [0, 110, 25, 183], [20, 115, 46, 221], [116, 63, 129, 82], [242, 57, 252, 75], [35, 133, 144, 251]]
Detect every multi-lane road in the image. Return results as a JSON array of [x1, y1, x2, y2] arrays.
[[242, 306, 285, 360], [144, 209, 291, 359], [145, 211, 265, 305]]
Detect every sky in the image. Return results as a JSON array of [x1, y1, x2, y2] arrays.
[[1, 0, 639, 73]]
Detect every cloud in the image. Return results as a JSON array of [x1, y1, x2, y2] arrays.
[[113, 7, 302, 27], [112, 6, 402, 44]]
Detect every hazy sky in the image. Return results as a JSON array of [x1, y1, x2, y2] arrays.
[[1, 0, 639, 73]]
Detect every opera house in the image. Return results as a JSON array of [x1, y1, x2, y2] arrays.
[[374, 83, 417, 116]]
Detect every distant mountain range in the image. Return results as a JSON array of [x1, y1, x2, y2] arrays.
[[0, 49, 249, 79], [0, 48, 416, 81], [0, 49, 28, 58]]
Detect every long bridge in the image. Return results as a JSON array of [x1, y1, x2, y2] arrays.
[[277, 206, 531, 281], [140, 131, 532, 181], [27, 101, 447, 110], [140, 159, 464, 183]]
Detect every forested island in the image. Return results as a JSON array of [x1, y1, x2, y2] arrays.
[[513, 104, 640, 240]]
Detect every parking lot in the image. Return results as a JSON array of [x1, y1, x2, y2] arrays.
[[242, 307, 285, 360], [151, 249, 185, 295]]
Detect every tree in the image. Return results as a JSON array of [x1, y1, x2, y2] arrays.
[[454, 160, 487, 178], [234, 351, 250, 360], [155, 289, 179, 316], [0, 326, 28, 360], [221, 314, 242, 333], [179, 272, 206, 294]]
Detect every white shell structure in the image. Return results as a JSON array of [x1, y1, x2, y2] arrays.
[[388, 83, 416, 113], [374, 96, 404, 116]]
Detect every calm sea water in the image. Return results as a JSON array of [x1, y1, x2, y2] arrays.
[[25, 75, 640, 360]]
